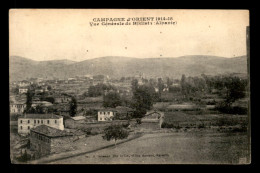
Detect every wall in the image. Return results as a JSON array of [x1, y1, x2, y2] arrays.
[[50, 136, 74, 154], [30, 131, 74, 158], [30, 131, 51, 158], [139, 121, 161, 130], [65, 119, 129, 133]]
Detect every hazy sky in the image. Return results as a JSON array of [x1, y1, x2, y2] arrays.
[[9, 9, 249, 62]]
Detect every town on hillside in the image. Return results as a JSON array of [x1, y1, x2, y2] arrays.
[[9, 9, 250, 164], [9, 72, 249, 164]]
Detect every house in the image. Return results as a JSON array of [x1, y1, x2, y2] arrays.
[[64, 116, 88, 129], [18, 114, 64, 135], [97, 109, 116, 121], [37, 82, 45, 86], [10, 102, 26, 114], [35, 85, 48, 93], [141, 111, 165, 130], [30, 125, 74, 158], [18, 80, 30, 87], [54, 95, 71, 103], [19, 88, 28, 94]]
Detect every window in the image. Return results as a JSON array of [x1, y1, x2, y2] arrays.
[[55, 120, 57, 124], [41, 120, 43, 124], [38, 120, 40, 124], [47, 120, 49, 124], [100, 118, 102, 120], [20, 120, 22, 124], [28, 120, 30, 123], [34, 120, 36, 124], [20, 126, 22, 130], [108, 112, 110, 115], [28, 126, 30, 129]]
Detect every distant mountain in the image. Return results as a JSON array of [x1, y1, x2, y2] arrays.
[[9, 55, 248, 81]]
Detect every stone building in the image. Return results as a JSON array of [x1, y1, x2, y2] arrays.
[[30, 125, 74, 157], [18, 114, 64, 135], [141, 111, 165, 130]]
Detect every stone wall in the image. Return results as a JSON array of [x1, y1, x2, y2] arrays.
[[139, 121, 161, 130], [30, 132, 51, 158], [50, 136, 74, 154]]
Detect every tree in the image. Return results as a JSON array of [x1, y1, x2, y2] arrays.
[[180, 74, 187, 96], [102, 124, 129, 146], [131, 79, 138, 91], [224, 77, 247, 104], [131, 84, 155, 118], [103, 91, 122, 108], [69, 97, 77, 117], [25, 90, 34, 113], [35, 104, 44, 114], [157, 78, 164, 96], [11, 87, 19, 95]]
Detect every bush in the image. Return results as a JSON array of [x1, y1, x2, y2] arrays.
[[161, 122, 180, 129], [85, 128, 92, 135], [215, 102, 248, 115], [16, 150, 31, 163]]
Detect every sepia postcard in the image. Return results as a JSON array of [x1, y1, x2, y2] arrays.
[[9, 9, 250, 164]]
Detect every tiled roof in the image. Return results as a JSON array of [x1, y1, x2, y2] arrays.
[[71, 116, 86, 121], [10, 102, 25, 105], [98, 107, 134, 112], [21, 114, 62, 119], [143, 111, 164, 120], [31, 125, 73, 138], [98, 108, 117, 112]]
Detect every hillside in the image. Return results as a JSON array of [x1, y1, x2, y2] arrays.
[[9, 55, 248, 81]]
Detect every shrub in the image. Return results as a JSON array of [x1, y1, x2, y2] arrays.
[[16, 150, 31, 163], [161, 122, 179, 129], [215, 102, 248, 115]]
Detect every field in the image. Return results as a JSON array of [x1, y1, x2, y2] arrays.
[[163, 111, 248, 129], [51, 131, 250, 164]]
